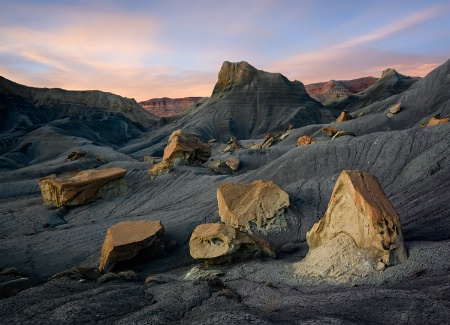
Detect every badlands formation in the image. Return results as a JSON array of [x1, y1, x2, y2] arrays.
[[0, 59, 450, 324]]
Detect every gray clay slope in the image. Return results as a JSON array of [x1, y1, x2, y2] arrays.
[[0, 59, 450, 324]]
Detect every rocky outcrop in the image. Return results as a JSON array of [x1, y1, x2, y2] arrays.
[[99, 220, 164, 272], [217, 180, 289, 234], [189, 223, 275, 264], [162, 129, 211, 163], [295, 170, 407, 280], [149, 129, 211, 178], [139, 97, 203, 117], [38, 168, 129, 207], [175, 61, 333, 141]]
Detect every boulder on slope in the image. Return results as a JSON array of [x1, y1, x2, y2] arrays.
[[189, 223, 275, 264], [295, 170, 407, 281], [99, 220, 164, 272], [162, 129, 211, 163], [217, 180, 289, 234], [38, 168, 129, 207]]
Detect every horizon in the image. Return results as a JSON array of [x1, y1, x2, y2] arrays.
[[1, 0, 449, 101]]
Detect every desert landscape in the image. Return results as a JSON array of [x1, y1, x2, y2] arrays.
[[0, 56, 449, 324]]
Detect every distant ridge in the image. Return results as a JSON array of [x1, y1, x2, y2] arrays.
[[305, 77, 378, 103], [139, 97, 204, 117]]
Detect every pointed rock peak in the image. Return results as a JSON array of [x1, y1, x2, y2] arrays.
[[380, 68, 400, 79], [212, 61, 258, 95]]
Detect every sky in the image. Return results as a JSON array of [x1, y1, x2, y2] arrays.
[[1, 0, 450, 101]]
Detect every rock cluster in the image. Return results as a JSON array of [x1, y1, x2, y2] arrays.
[[149, 129, 211, 178], [99, 220, 164, 272], [217, 180, 289, 234], [295, 170, 407, 280], [38, 168, 128, 207]]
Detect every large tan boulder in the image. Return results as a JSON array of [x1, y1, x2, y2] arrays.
[[217, 180, 289, 234], [295, 170, 407, 281], [38, 168, 128, 207], [189, 223, 275, 264], [162, 129, 211, 163], [99, 220, 164, 272]]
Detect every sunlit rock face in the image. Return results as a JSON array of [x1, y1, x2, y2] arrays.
[[39, 168, 129, 207]]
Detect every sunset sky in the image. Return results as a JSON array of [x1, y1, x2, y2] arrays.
[[1, 0, 449, 101]]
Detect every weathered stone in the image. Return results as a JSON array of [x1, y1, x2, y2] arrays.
[[421, 114, 449, 127], [162, 129, 211, 163], [297, 135, 312, 146], [334, 111, 352, 123], [217, 180, 289, 234], [148, 160, 174, 178], [205, 159, 233, 175], [332, 131, 356, 139], [322, 126, 338, 137], [189, 223, 275, 264], [296, 170, 407, 280], [99, 220, 164, 272], [357, 111, 366, 117], [96, 154, 107, 164], [226, 157, 240, 171], [38, 168, 128, 207], [388, 103, 401, 117], [260, 134, 275, 148]]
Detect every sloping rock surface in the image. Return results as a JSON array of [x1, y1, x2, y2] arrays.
[[39, 168, 128, 207], [99, 220, 164, 272]]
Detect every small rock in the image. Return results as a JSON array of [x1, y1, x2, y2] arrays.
[[334, 111, 352, 123], [388, 103, 401, 116], [225, 157, 240, 171], [332, 131, 356, 139], [376, 262, 386, 271], [297, 135, 312, 146]]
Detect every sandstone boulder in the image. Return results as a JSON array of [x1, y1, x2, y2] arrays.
[[334, 111, 352, 123], [217, 180, 289, 234], [189, 223, 275, 264], [39, 168, 128, 207], [99, 220, 164, 272], [295, 170, 407, 281], [162, 129, 211, 163], [297, 135, 312, 146]]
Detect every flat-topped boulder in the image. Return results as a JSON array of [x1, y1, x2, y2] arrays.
[[295, 170, 407, 281], [189, 223, 275, 264], [217, 180, 289, 234], [99, 220, 164, 272], [162, 129, 211, 163], [38, 168, 128, 207]]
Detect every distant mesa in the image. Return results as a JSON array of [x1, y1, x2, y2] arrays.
[[139, 97, 204, 117]]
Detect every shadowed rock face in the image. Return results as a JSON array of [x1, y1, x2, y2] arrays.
[[189, 223, 275, 264], [38, 168, 128, 207], [217, 180, 289, 234], [99, 220, 164, 272]]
